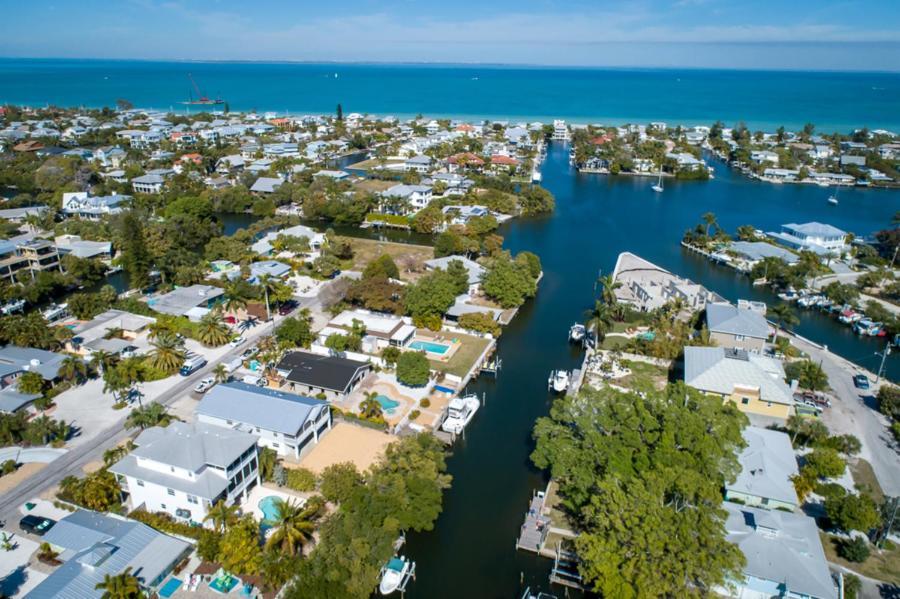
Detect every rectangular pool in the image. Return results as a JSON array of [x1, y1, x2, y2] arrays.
[[409, 340, 451, 355]]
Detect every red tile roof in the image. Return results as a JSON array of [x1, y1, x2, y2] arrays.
[[490, 154, 519, 166], [448, 152, 485, 166]]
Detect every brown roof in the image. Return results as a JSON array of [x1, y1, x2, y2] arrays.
[[448, 152, 484, 166], [490, 154, 519, 166], [12, 140, 43, 152]]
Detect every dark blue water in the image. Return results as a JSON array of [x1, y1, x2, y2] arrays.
[[2, 59, 900, 130], [401, 142, 899, 598]]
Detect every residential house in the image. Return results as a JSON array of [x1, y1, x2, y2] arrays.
[[148, 284, 224, 320], [251, 224, 325, 255], [684, 346, 795, 419], [275, 351, 371, 402], [109, 422, 260, 526], [312, 169, 349, 181], [319, 310, 416, 352], [727, 241, 799, 269], [131, 173, 165, 194], [725, 426, 800, 511], [705, 302, 770, 352], [767, 222, 847, 256], [216, 155, 245, 175], [61, 192, 129, 219], [666, 151, 706, 171], [380, 184, 433, 214], [54, 235, 113, 260], [197, 381, 331, 459], [16, 240, 60, 275], [721, 503, 837, 599], [424, 255, 485, 296], [404, 155, 433, 173], [249, 176, 283, 195], [0, 345, 69, 413], [612, 252, 723, 313], [67, 309, 155, 358], [24, 510, 192, 599], [441, 205, 489, 227], [246, 260, 291, 283], [490, 154, 519, 173]]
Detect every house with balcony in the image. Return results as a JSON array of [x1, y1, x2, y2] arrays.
[[61, 192, 129, 220], [131, 173, 166, 194], [318, 309, 416, 353], [197, 382, 331, 459], [17, 239, 60, 276], [766, 222, 848, 256], [380, 184, 433, 214], [109, 421, 260, 527]]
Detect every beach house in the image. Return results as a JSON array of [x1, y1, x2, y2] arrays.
[[705, 302, 771, 352], [275, 351, 371, 402], [725, 426, 800, 511], [767, 222, 848, 256]]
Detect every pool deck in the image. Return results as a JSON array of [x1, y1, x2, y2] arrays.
[[409, 334, 461, 363], [244, 484, 309, 523]]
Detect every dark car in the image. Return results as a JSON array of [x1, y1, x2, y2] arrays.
[[854, 374, 870, 390], [278, 301, 298, 316], [19, 515, 55, 536]]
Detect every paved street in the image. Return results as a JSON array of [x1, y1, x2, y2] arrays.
[[0, 284, 335, 526]]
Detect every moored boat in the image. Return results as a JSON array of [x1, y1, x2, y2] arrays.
[[441, 394, 480, 435], [548, 370, 570, 393], [379, 556, 415, 595], [568, 323, 586, 343]]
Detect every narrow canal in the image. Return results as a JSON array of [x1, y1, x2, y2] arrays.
[[401, 142, 900, 598]]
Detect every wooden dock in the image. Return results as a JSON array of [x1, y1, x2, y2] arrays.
[[515, 491, 551, 554]]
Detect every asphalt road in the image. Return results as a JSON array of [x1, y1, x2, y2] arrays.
[[0, 290, 329, 526]]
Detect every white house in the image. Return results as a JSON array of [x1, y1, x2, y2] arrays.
[[131, 174, 165, 194], [61, 192, 130, 219], [320, 309, 416, 352], [380, 184, 433, 214], [404, 155, 433, 173], [766, 222, 847, 256], [198, 382, 331, 459], [109, 422, 260, 526], [424, 255, 486, 296]]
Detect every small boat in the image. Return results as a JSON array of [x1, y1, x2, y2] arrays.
[[441, 394, 480, 435], [827, 196, 838, 205], [379, 556, 414, 595], [41, 302, 69, 323], [651, 169, 664, 193], [522, 587, 558, 599], [548, 370, 570, 393], [777, 290, 799, 302], [0, 299, 25, 315], [838, 310, 862, 324], [569, 323, 586, 343], [853, 318, 883, 336]]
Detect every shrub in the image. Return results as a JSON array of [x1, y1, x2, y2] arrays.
[[285, 467, 317, 492], [458, 312, 501, 337], [844, 573, 861, 599], [1, 460, 17, 475], [409, 410, 421, 420], [838, 537, 870, 563], [396, 351, 431, 387], [803, 447, 846, 479], [128, 508, 208, 540], [419, 398, 431, 408]]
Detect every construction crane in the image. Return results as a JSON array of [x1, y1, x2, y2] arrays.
[[181, 73, 224, 105]]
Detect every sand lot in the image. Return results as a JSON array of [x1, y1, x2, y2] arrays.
[[297, 422, 394, 474]]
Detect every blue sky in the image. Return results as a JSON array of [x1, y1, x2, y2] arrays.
[[3, 0, 900, 70]]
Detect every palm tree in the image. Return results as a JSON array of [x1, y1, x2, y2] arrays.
[[148, 334, 186, 373], [125, 402, 176, 430], [586, 300, 614, 346], [57, 354, 88, 385], [204, 500, 240, 533], [359, 393, 383, 419], [221, 281, 250, 317], [197, 312, 230, 347], [702, 211, 718, 237], [146, 321, 173, 341], [266, 496, 323, 556], [212, 363, 229, 384], [769, 303, 799, 333], [94, 567, 142, 599], [103, 440, 136, 467], [597, 274, 621, 306], [15, 371, 45, 395], [89, 350, 118, 376]]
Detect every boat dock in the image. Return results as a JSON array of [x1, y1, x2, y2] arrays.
[[515, 490, 551, 554]]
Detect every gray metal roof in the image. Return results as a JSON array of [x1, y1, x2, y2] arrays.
[[124, 421, 256, 471], [250, 176, 283, 193], [723, 503, 837, 599], [783, 222, 846, 239], [25, 510, 191, 599], [684, 346, 793, 406], [0, 387, 40, 413], [425, 256, 485, 285], [729, 241, 799, 264], [109, 453, 229, 500], [149, 285, 223, 316], [727, 426, 799, 506], [0, 345, 68, 381], [197, 381, 328, 435], [706, 303, 770, 339]]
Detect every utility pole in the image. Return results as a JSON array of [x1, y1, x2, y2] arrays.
[[876, 339, 893, 384]]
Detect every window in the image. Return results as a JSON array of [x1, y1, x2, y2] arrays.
[[187, 495, 198, 505], [136, 480, 144, 487], [161, 503, 167, 510], [272, 442, 279, 448], [741, 397, 750, 405], [167, 488, 175, 496], [735, 335, 746, 341]]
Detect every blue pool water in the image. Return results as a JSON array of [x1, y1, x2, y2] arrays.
[[258, 496, 280, 524], [376, 394, 400, 414], [158, 578, 182, 598], [409, 340, 451, 355]]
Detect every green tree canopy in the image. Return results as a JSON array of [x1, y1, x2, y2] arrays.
[[396, 351, 430, 387]]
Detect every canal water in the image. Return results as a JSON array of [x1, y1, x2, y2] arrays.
[[400, 142, 900, 598]]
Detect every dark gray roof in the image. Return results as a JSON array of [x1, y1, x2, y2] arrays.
[[276, 351, 370, 393], [0, 386, 40, 413], [706, 303, 770, 339], [25, 510, 191, 599], [197, 382, 328, 435]]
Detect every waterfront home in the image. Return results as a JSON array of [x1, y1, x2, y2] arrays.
[[24, 510, 192, 599], [425, 255, 485, 296], [197, 381, 332, 459], [762, 167, 800, 182], [380, 184, 433, 214], [490, 154, 520, 173], [61, 192, 130, 219], [148, 284, 224, 320], [705, 302, 770, 353], [131, 173, 166, 194], [766, 222, 847, 256], [0, 237, 58, 282], [404, 155, 433, 173], [447, 152, 485, 173], [726, 426, 799, 511], [840, 154, 866, 167], [728, 241, 799, 268], [249, 176, 283, 195], [54, 235, 112, 260], [251, 223, 325, 255], [313, 169, 350, 181], [441, 205, 489, 227], [750, 150, 779, 165], [320, 309, 416, 352], [15, 239, 61, 275], [612, 252, 724, 313], [684, 346, 794, 419], [878, 143, 900, 160], [275, 351, 371, 402], [721, 503, 837, 599], [109, 421, 260, 526], [552, 119, 569, 141], [0, 205, 48, 224], [66, 309, 155, 357], [428, 173, 474, 194]]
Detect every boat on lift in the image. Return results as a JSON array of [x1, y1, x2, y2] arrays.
[[548, 370, 570, 393], [379, 556, 415, 595], [568, 323, 586, 343]]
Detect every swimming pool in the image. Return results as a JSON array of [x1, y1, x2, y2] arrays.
[[158, 578, 182, 598], [409, 340, 451, 355], [258, 496, 280, 524], [376, 394, 400, 414]]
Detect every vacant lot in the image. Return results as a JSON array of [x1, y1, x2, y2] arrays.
[[297, 421, 394, 474], [347, 237, 434, 282], [820, 532, 900, 585], [353, 179, 396, 193]]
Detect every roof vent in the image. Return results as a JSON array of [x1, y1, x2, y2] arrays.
[[29, 358, 41, 367], [724, 348, 749, 361]]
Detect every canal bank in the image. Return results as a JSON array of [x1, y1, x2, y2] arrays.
[[399, 141, 900, 598]]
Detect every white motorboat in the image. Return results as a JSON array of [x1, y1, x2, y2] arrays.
[[41, 302, 69, 323], [0, 299, 25, 315], [827, 195, 838, 205], [379, 556, 414, 595], [548, 370, 570, 393], [568, 323, 586, 343], [441, 394, 480, 435]]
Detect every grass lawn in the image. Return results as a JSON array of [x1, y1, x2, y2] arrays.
[[346, 158, 403, 171], [600, 336, 631, 350], [353, 179, 396, 193], [346, 238, 434, 282], [430, 332, 491, 378], [617, 360, 669, 390], [849, 458, 884, 503], [819, 532, 900, 585]]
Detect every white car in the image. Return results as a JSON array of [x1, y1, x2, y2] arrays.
[[229, 337, 246, 348], [193, 377, 215, 394]]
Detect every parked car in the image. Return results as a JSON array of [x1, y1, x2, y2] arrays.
[[242, 375, 267, 387], [278, 301, 298, 316], [19, 515, 55, 536], [229, 336, 246, 348], [854, 374, 870, 390], [193, 377, 215, 394], [180, 354, 207, 376], [240, 347, 259, 360], [223, 315, 237, 325]]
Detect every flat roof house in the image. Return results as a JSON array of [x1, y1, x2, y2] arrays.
[[767, 222, 847, 256], [24, 510, 192, 599], [148, 284, 224, 320], [705, 302, 771, 353], [275, 351, 371, 402], [684, 346, 794, 419], [322, 309, 416, 351], [110, 421, 260, 526], [197, 381, 332, 459], [722, 503, 837, 599], [726, 426, 799, 511]]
